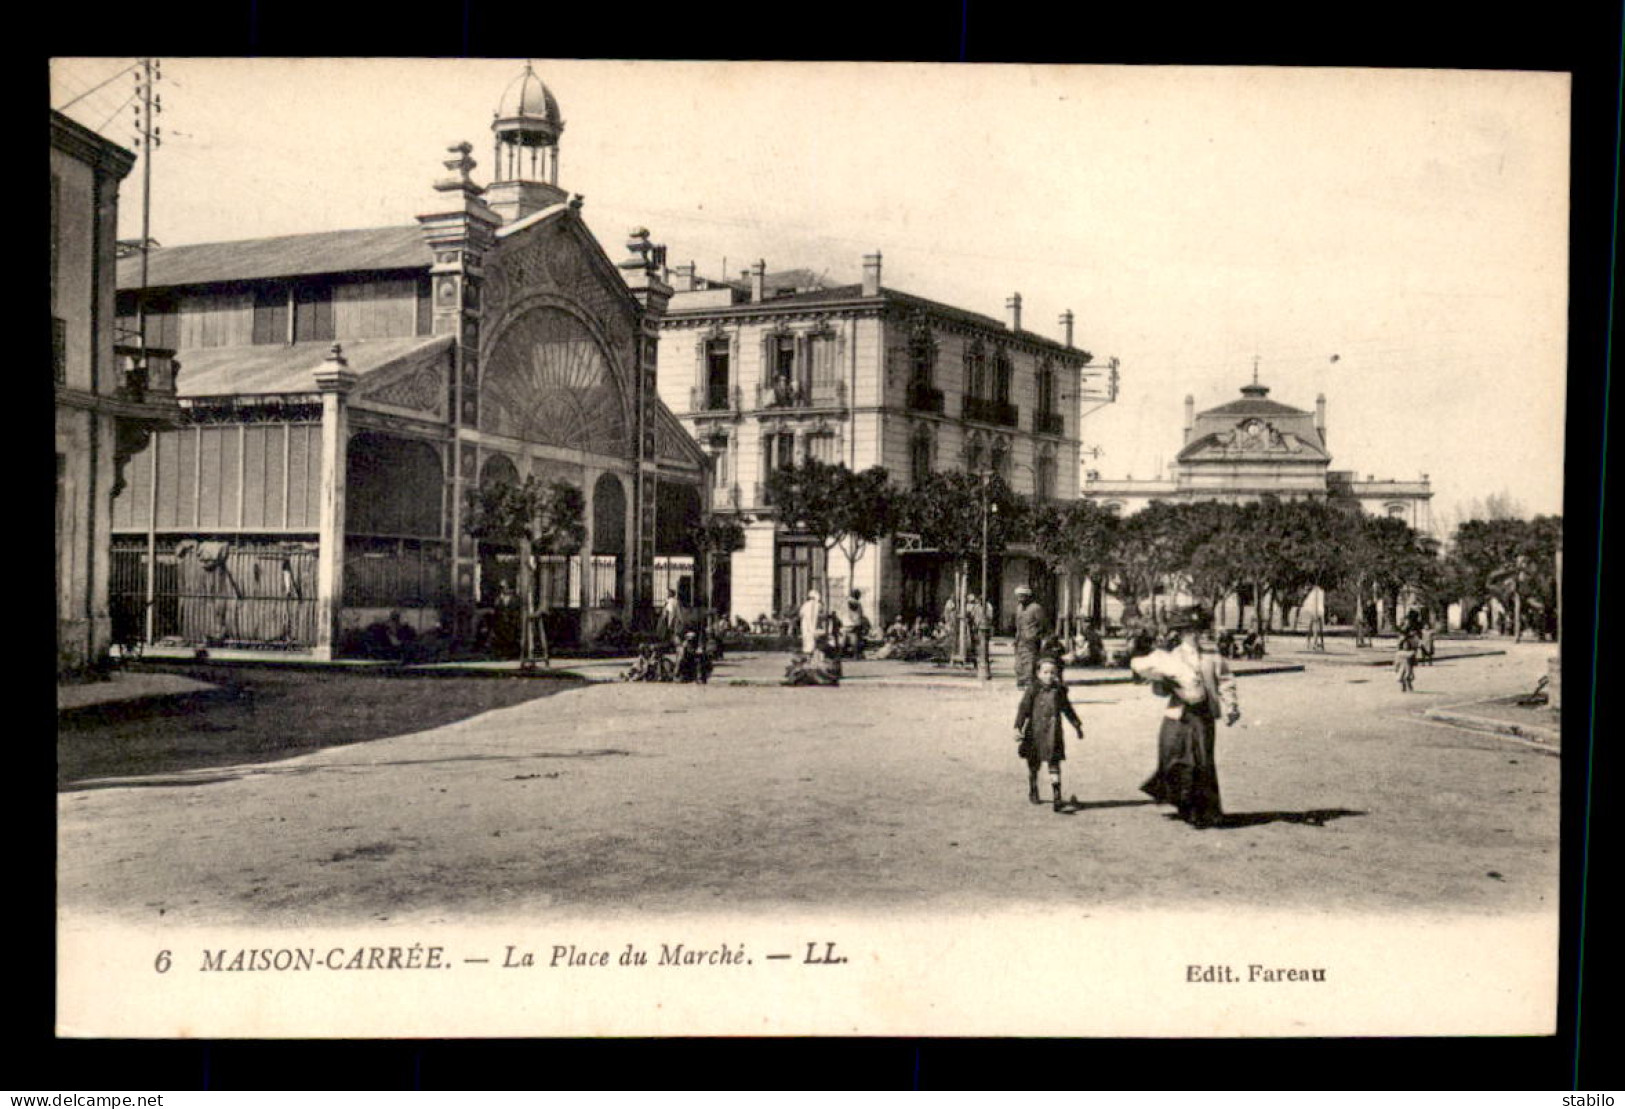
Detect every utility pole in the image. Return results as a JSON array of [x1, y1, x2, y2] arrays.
[[132, 58, 161, 645], [132, 58, 161, 358]]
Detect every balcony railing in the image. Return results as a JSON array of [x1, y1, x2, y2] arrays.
[[689, 384, 741, 414], [756, 378, 847, 411], [962, 396, 1019, 427], [1034, 410, 1064, 436], [907, 381, 945, 414]]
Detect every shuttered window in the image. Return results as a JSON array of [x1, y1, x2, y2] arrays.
[[253, 284, 290, 345], [293, 282, 334, 342]]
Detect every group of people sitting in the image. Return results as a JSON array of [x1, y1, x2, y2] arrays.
[[621, 632, 715, 684], [1215, 628, 1267, 660]]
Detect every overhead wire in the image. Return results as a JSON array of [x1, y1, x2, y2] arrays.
[[53, 59, 141, 111], [94, 91, 141, 136]]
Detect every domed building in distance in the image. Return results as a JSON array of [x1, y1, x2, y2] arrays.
[[1082, 376, 1433, 535]]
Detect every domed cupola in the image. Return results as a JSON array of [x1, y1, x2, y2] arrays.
[[487, 61, 568, 224]]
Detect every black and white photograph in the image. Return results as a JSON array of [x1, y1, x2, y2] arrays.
[[51, 58, 1577, 1039]]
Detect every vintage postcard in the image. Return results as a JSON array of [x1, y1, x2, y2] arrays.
[[53, 59, 1569, 1038]]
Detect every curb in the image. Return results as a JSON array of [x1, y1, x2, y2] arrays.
[[1422, 706, 1560, 748]]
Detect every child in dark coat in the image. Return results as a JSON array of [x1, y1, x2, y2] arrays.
[[1395, 631, 1418, 692], [1014, 656, 1084, 812]]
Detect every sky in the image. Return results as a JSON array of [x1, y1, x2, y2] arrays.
[[50, 58, 1571, 528]]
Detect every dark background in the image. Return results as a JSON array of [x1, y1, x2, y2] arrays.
[[33, 0, 1619, 1089]]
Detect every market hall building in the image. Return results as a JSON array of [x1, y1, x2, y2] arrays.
[[110, 65, 708, 658]]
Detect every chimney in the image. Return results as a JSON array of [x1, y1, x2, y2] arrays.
[[1316, 393, 1327, 447], [862, 251, 882, 297], [673, 262, 697, 292], [1183, 395, 1195, 443], [1059, 309, 1075, 349], [750, 259, 767, 303], [1006, 292, 1022, 332], [618, 228, 673, 317]]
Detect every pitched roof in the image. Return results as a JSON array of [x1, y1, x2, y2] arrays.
[[1198, 396, 1310, 419], [176, 335, 452, 398], [117, 225, 431, 290]]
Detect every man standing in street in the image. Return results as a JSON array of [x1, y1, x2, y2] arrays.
[[798, 587, 824, 655], [967, 591, 994, 678], [1013, 585, 1048, 688], [655, 587, 687, 651]]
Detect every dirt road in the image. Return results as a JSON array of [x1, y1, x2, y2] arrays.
[[57, 645, 1559, 926]]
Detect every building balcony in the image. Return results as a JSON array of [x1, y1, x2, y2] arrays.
[[907, 382, 945, 414], [112, 345, 181, 406], [755, 379, 846, 411], [689, 384, 742, 416], [962, 396, 1019, 427], [1034, 410, 1065, 437]]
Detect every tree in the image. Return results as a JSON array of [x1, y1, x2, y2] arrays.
[[1025, 498, 1119, 635], [463, 477, 585, 667], [1454, 514, 1562, 641], [1180, 503, 1250, 623], [766, 459, 897, 595], [688, 512, 750, 611], [1267, 499, 1356, 629], [1109, 500, 1191, 626], [897, 469, 1026, 603], [1354, 514, 1437, 634]]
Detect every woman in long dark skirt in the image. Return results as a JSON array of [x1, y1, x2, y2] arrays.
[[1013, 656, 1083, 812], [1132, 606, 1239, 829]]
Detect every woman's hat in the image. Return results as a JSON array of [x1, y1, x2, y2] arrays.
[[1015, 585, 1034, 597]]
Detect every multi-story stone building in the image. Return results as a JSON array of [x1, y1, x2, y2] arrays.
[[656, 255, 1117, 629], [52, 109, 182, 674], [109, 65, 707, 658]]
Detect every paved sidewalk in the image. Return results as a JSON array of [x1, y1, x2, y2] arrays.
[[57, 671, 218, 713], [1424, 697, 1561, 748], [87, 635, 1519, 708]]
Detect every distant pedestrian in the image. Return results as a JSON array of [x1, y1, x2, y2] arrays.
[[1014, 585, 1048, 687], [655, 588, 686, 650], [1013, 656, 1083, 812], [1395, 630, 1418, 692], [943, 592, 965, 667], [798, 588, 824, 654], [1133, 606, 1240, 829], [1307, 611, 1326, 651], [966, 591, 994, 673], [836, 590, 869, 658], [1419, 623, 1437, 665]]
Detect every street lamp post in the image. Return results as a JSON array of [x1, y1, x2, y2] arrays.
[[979, 472, 992, 681]]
